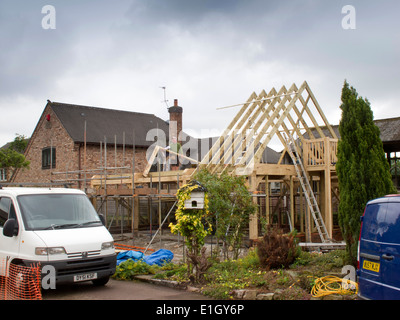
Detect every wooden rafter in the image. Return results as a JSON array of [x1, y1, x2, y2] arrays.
[[197, 81, 337, 176]]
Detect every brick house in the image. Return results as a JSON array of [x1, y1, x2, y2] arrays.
[[11, 99, 186, 188]]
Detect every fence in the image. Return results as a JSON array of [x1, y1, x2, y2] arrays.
[[303, 138, 338, 167], [0, 260, 42, 300]]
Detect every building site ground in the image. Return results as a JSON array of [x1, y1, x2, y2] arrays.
[[114, 231, 357, 300]]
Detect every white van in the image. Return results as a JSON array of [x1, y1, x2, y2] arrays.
[[0, 187, 116, 287]]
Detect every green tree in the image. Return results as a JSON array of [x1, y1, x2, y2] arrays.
[[0, 134, 30, 174], [194, 169, 257, 260], [336, 81, 396, 265]]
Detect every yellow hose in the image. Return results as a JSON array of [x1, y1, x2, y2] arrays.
[[311, 276, 358, 298]]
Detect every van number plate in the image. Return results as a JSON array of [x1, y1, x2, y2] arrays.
[[363, 260, 380, 273], [74, 273, 98, 282]]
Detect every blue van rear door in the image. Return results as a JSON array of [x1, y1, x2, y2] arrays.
[[379, 201, 400, 298], [359, 201, 387, 299]]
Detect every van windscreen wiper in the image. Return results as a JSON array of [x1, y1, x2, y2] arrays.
[[72, 221, 102, 228], [40, 221, 101, 230], [43, 223, 80, 230]]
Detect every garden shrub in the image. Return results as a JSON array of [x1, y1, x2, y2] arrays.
[[113, 259, 157, 280], [257, 227, 300, 269]]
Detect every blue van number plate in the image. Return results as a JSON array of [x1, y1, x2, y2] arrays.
[[363, 260, 380, 273]]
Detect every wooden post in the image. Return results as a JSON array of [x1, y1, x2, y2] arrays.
[[249, 173, 259, 240], [305, 174, 312, 242], [290, 175, 294, 231], [299, 184, 304, 233], [133, 196, 139, 237], [324, 168, 333, 238], [131, 130, 136, 237], [265, 175, 270, 225], [158, 160, 162, 240], [324, 137, 333, 238]]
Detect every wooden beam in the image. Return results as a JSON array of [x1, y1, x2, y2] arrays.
[[211, 88, 277, 173], [199, 91, 258, 168], [290, 175, 294, 230], [143, 145, 160, 177], [133, 196, 139, 236], [293, 82, 326, 139], [320, 167, 333, 239], [244, 82, 307, 170], [304, 81, 338, 139], [249, 172, 259, 240], [265, 175, 270, 225], [227, 88, 276, 167], [221, 89, 270, 164], [253, 163, 296, 176]]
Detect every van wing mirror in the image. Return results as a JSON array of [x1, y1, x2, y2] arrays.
[[3, 218, 18, 237], [98, 214, 106, 226]]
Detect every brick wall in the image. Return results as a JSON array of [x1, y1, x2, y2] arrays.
[[79, 144, 148, 174], [13, 104, 77, 184]]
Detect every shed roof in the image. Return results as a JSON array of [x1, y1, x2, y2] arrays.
[[374, 117, 400, 143]]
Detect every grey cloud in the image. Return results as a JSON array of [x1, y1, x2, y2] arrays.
[[0, 0, 399, 147]]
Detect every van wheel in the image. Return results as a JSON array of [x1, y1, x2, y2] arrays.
[[92, 276, 110, 286]]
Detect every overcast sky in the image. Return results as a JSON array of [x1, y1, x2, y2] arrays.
[[1, 0, 399, 151]]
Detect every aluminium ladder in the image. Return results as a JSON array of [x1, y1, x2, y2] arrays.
[[284, 134, 331, 243]]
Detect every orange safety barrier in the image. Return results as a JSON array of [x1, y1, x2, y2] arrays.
[[114, 242, 155, 252], [0, 260, 42, 300]]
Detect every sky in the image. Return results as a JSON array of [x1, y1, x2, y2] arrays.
[[1, 0, 399, 151]]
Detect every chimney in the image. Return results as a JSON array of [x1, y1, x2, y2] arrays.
[[168, 99, 183, 145]]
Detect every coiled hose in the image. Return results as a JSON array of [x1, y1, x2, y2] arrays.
[[311, 276, 358, 298]]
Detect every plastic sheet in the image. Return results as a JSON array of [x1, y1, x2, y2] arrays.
[[116, 250, 144, 265], [116, 249, 173, 266], [143, 249, 174, 266]]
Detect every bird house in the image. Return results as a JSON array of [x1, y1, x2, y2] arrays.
[[184, 191, 205, 209]]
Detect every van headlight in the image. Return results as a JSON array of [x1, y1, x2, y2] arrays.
[[101, 241, 114, 250], [35, 247, 66, 255]]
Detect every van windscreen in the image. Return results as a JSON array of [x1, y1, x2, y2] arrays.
[[17, 194, 102, 231]]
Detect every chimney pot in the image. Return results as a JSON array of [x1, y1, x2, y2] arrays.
[[174, 99, 178, 107]]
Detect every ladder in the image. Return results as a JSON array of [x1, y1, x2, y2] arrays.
[[284, 134, 331, 243]]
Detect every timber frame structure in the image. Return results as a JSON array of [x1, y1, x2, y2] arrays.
[[90, 81, 340, 243]]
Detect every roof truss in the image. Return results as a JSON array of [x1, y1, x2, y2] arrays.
[[197, 81, 337, 175]]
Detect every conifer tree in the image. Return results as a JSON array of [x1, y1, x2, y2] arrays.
[[336, 81, 396, 265]]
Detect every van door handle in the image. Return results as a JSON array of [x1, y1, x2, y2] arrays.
[[382, 254, 394, 261]]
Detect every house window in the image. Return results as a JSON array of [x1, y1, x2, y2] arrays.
[[42, 147, 56, 169], [0, 169, 6, 182]]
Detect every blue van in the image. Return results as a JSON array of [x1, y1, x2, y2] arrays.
[[358, 195, 400, 299]]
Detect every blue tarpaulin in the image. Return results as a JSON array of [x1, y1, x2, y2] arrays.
[[116, 249, 174, 266], [143, 249, 174, 266], [116, 250, 144, 265]]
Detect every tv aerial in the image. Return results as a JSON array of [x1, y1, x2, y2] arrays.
[[160, 86, 169, 108]]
